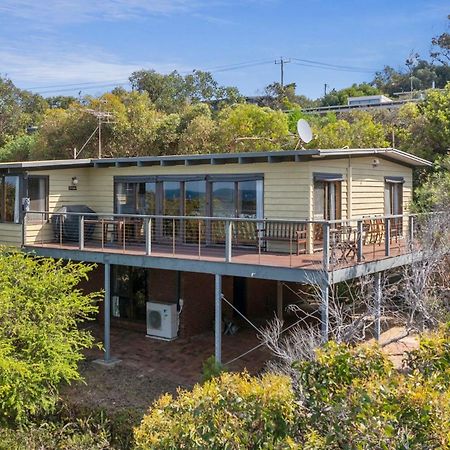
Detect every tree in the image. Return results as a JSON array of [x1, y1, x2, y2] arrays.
[[372, 60, 450, 96], [418, 83, 450, 156], [216, 103, 290, 152], [313, 111, 388, 148], [321, 83, 380, 106], [414, 155, 450, 211], [0, 134, 37, 162], [0, 251, 100, 423], [0, 77, 46, 147], [431, 15, 450, 66], [129, 69, 241, 113], [45, 95, 78, 110]]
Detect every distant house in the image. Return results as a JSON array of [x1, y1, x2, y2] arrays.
[[347, 94, 393, 106], [0, 148, 431, 363]]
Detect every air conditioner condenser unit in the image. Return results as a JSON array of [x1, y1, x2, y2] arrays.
[[146, 302, 178, 340]]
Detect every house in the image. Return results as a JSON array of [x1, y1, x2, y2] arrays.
[[0, 148, 431, 364], [347, 94, 393, 106]]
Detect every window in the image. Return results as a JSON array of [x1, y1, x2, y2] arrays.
[[212, 181, 235, 217], [313, 174, 343, 221], [113, 174, 264, 244], [0, 175, 20, 223], [385, 176, 404, 235], [27, 176, 48, 221]]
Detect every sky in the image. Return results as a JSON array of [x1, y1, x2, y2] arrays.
[[0, 0, 448, 99]]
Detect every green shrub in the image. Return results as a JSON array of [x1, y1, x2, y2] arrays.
[[134, 372, 298, 449], [404, 322, 450, 386], [0, 250, 100, 424], [0, 418, 112, 450], [201, 354, 226, 382], [134, 335, 450, 449], [294, 340, 450, 449]]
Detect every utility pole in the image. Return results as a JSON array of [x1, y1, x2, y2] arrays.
[[324, 83, 328, 96], [274, 57, 291, 88]]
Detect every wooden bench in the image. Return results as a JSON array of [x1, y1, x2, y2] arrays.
[[261, 221, 308, 255]]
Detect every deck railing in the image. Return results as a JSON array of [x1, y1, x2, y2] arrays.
[[23, 211, 423, 271]]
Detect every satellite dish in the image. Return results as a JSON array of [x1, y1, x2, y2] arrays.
[[297, 119, 313, 144]]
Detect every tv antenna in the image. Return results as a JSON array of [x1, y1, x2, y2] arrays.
[[73, 102, 115, 159], [295, 119, 313, 149]]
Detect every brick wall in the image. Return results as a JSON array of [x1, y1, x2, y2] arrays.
[[89, 264, 304, 339]]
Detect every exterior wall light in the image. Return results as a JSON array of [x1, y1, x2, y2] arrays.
[[71, 176, 79, 186], [372, 158, 380, 167]]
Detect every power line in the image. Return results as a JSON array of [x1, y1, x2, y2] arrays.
[[291, 57, 377, 73], [19, 56, 378, 95], [23, 59, 274, 92]]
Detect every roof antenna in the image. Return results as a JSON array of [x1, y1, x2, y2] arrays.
[[74, 101, 115, 159], [295, 119, 313, 149]]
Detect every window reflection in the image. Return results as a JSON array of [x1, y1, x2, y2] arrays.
[[0, 176, 20, 223], [212, 181, 235, 217]]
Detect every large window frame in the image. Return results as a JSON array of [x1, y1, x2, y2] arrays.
[[113, 174, 264, 219], [385, 176, 404, 236], [313, 173, 343, 221], [0, 174, 22, 224]]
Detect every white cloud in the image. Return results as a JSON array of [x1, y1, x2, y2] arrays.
[[0, 42, 190, 94], [0, 0, 213, 24]]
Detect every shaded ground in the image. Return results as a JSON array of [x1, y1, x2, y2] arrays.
[[61, 322, 269, 413], [379, 326, 419, 369], [61, 359, 188, 414], [61, 324, 419, 415]]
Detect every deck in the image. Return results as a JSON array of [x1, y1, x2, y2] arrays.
[[26, 238, 407, 271], [24, 212, 415, 282]]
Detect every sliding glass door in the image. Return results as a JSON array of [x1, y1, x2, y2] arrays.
[[114, 175, 263, 247]]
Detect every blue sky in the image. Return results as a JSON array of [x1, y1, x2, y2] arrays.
[[0, 0, 448, 99]]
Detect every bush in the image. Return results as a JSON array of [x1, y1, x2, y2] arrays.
[[134, 372, 298, 449], [0, 418, 112, 450], [294, 340, 450, 448], [404, 322, 450, 386], [0, 250, 100, 423], [135, 338, 450, 449], [201, 355, 226, 382]]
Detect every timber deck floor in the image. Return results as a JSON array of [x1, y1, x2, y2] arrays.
[[26, 239, 407, 271]]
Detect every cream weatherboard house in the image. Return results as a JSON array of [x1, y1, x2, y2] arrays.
[[0, 148, 430, 363]]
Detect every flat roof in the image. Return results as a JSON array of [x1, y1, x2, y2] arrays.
[[0, 148, 432, 172]]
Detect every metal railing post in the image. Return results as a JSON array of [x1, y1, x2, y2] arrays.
[[225, 220, 232, 262], [145, 218, 152, 255], [79, 215, 85, 250], [59, 214, 62, 247], [101, 218, 104, 250], [172, 218, 176, 255], [408, 215, 414, 250], [357, 219, 363, 262], [198, 220, 201, 259], [323, 222, 330, 271], [21, 211, 27, 247], [384, 217, 390, 257]]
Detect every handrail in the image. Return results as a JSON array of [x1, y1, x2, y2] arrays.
[[25, 210, 422, 225], [23, 210, 432, 271]]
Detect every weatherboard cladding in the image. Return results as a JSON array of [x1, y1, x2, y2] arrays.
[[0, 150, 415, 247]]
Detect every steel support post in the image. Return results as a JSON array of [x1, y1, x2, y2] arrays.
[[320, 280, 330, 341], [215, 274, 222, 364], [104, 262, 111, 362], [374, 272, 382, 341]]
